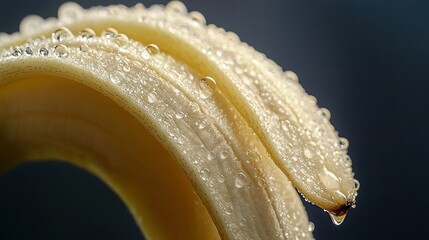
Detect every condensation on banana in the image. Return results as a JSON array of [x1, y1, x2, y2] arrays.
[[0, 1, 359, 239]]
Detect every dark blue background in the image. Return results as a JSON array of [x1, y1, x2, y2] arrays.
[[1, 0, 428, 239]]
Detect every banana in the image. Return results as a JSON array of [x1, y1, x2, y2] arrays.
[[0, 1, 359, 239]]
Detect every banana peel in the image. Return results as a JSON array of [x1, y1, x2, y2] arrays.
[[0, 2, 358, 239]]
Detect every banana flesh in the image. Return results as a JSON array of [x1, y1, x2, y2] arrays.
[[0, 1, 358, 239]]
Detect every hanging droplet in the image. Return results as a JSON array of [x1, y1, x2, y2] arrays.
[[79, 28, 96, 39], [114, 33, 129, 47], [52, 27, 73, 42], [54, 44, 69, 58], [146, 43, 160, 55], [284, 70, 299, 82], [338, 137, 349, 150], [38, 47, 49, 56], [353, 179, 360, 191], [308, 222, 315, 232], [11, 47, 22, 57], [318, 108, 331, 120], [189, 11, 206, 25], [147, 91, 158, 103], [24, 47, 33, 55], [328, 212, 347, 226], [102, 27, 118, 39], [235, 172, 247, 188]]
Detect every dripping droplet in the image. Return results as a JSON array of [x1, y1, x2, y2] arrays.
[[79, 28, 96, 39], [102, 27, 118, 39], [353, 179, 360, 191], [235, 172, 247, 188], [147, 91, 158, 103], [146, 44, 160, 55], [38, 47, 49, 56], [308, 222, 315, 232], [54, 44, 69, 58], [329, 212, 347, 226]]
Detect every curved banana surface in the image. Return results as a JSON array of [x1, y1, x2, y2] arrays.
[[0, 2, 358, 239]]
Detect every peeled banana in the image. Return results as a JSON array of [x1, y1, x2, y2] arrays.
[[0, 2, 358, 239]]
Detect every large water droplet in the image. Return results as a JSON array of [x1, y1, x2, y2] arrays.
[[198, 76, 216, 99], [102, 28, 118, 39], [54, 44, 69, 58], [146, 43, 160, 55], [79, 28, 96, 39], [339, 137, 349, 150], [220, 150, 229, 160], [235, 172, 247, 188], [318, 108, 331, 120], [11, 47, 22, 57], [24, 47, 33, 55], [114, 33, 129, 47], [52, 27, 73, 42], [329, 212, 347, 226], [207, 151, 216, 161], [166, 1, 188, 14], [353, 179, 360, 191], [189, 11, 206, 25]]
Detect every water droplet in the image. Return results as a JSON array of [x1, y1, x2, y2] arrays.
[[52, 27, 73, 42], [54, 44, 69, 58], [147, 91, 158, 103], [308, 222, 315, 232], [114, 33, 129, 47], [38, 47, 49, 56], [303, 142, 316, 159], [220, 150, 229, 160], [24, 47, 33, 55], [328, 212, 347, 226], [200, 168, 210, 181], [146, 43, 160, 55], [79, 44, 89, 52], [207, 151, 216, 161], [175, 111, 185, 119], [291, 153, 300, 162], [120, 60, 130, 72], [198, 76, 216, 99], [166, 1, 188, 14], [196, 120, 206, 129], [109, 71, 123, 84], [235, 172, 247, 188], [284, 70, 298, 82], [11, 47, 22, 57], [217, 174, 225, 183], [79, 28, 96, 39], [189, 11, 206, 25], [318, 108, 331, 120], [102, 27, 118, 39], [353, 179, 360, 191], [339, 137, 349, 150], [58, 2, 83, 22]]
